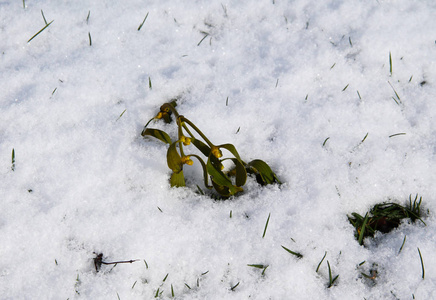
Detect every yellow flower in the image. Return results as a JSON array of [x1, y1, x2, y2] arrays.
[[156, 111, 163, 119], [211, 146, 222, 158], [181, 156, 194, 165], [180, 136, 191, 146]]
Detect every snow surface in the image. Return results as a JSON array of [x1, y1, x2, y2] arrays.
[[1, 0, 436, 299]]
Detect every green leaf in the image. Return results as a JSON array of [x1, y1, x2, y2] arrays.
[[142, 128, 172, 144], [207, 154, 232, 187], [207, 154, 242, 196], [190, 154, 213, 189], [170, 170, 185, 187], [191, 138, 211, 157], [233, 158, 247, 187], [225, 158, 247, 187], [167, 142, 183, 173], [217, 143, 243, 162], [247, 159, 281, 185], [211, 179, 231, 197]]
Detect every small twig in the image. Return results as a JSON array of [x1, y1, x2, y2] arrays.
[[93, 253, 138, 272], [102, 260, 138, 265]]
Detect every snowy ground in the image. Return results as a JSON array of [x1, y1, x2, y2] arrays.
[[1, 0, 436, 299]]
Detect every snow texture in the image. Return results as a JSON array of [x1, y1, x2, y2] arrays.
[[1, 0, 436, 299]]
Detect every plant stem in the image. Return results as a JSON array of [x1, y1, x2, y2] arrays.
[[181, 117, 215, 148]]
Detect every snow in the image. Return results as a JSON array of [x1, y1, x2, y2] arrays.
[[1, 0, 436, 299]]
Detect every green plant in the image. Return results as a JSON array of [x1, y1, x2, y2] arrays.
[[142, 102, 280, 197], [348, 195, 426, 245], [417, 247, 425, 279], [281, 245, 303, 259], [28, 20, 54, 43], [11, 148, 15, 171], [327, 261, 339, 288]]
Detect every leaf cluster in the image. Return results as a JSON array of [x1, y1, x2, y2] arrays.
[[348, 195, 426, 245], [142, 102, 280, 197]]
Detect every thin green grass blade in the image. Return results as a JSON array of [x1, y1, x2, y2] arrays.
[[418, 248, 425, 279], [262, 266, 268, 275], [28, 20, 54, 43], [247, 264, 267, 269], [389, 133, 406, 138], [358, 213, 370, 245], [11, 148, 15, 171], [138, 12, 149, 31], [389, 51, 392, 76], [398, 235, 406, 254], [388, 81, 401, 102], [342, 84, 349, 91], [327, 261, 338, 288], [327, 261, 333, 286], [116, 109, 126, 121], [281, 245, 303, 258], [316, 251, 327, 272], [41, 10, 48, 25], [197, 34, 209, 46], [262, 213, 271, 238], [230, 282, 239, 291]]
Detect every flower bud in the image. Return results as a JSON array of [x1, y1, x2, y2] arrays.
[[211, 146, 222, 158], [182, 137, 191, 146], [181, 156, 194, 165]]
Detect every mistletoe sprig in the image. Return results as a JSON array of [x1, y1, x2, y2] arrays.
[[141, 102, 280, 197]]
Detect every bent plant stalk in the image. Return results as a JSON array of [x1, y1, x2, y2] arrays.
[[142, 102, 281, 197]]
